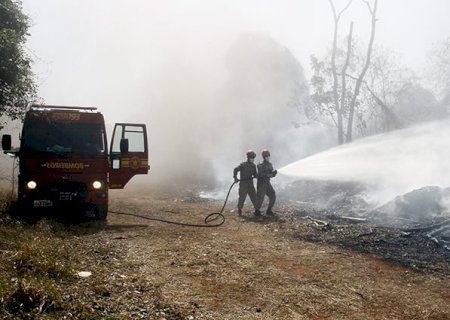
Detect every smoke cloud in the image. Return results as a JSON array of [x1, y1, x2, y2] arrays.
[[137, 33, 331, 189]]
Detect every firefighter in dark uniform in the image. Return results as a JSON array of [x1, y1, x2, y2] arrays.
[[233, 150, 258, 215], [255, 149, 277, 216]]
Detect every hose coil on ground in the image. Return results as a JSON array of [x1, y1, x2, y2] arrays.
[[109, 180, 242, 228]]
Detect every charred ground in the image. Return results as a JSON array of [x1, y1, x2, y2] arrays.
[[279, 180, 450, 276]]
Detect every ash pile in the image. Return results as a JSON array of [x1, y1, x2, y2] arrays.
[[278, 181, 450, 274]]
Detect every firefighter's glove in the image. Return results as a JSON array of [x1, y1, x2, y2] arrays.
[[272, 170, 278, 177], [234, 177, 239, 183]]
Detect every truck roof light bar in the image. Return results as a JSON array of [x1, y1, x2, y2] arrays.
[[31, 104, 98, 111]]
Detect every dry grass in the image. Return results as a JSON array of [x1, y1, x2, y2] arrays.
[[0, 218, 73, 318], [0, 191, 192, 319]]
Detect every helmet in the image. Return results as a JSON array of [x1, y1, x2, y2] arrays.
[[246, 150, 256, 159], [261, 149, 271, 158]]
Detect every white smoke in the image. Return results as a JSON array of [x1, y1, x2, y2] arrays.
[[279, 118, 450, 204], [129, 33, 333, 191]]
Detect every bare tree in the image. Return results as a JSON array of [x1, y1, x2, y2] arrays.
[[345, 0, 378, 142], [309, 0, 379, 144], [328, 0, 353, 144], [309, 2, 438, 139]]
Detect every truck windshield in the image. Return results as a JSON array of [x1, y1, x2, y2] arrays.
[[21, 120, 106, 157]]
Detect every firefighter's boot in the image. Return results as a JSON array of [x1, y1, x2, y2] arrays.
[[266, 207, 275, 216], [238, 208, 242, 216], [254, 209, 262, 217]]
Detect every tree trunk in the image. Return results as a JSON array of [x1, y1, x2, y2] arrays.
[[328, 0, 353, 145], [346, 0, 378, 143], [330, 18, 342, 144], [340, 21, 354, 139]]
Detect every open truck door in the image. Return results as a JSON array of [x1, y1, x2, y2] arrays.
[[109, 123, 149, 189]]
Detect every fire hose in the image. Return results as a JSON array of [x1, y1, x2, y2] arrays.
[[108, 178, 252, 228]]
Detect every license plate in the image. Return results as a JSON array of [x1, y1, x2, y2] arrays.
[[59, 192, 73, 201], [34, 200, 53, 207]]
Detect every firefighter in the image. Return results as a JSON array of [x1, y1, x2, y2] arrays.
[[255, 149, 277, 216], [233, 150, 258, 215]]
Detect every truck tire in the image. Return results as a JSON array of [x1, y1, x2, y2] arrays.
[[94, 204, 108, 221]]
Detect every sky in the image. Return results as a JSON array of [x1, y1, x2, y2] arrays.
[[22, 0, 450, 108], [16, 0, 450, 190]]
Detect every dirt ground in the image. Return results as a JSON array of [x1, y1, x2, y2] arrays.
[[95, 186, 450, 320]]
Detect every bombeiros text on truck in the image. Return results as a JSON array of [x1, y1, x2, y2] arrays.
[[1, 104, 150, 220]]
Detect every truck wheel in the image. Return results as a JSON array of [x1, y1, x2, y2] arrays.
[[7, 200, 20, 216], [94, 204, 108, 221]]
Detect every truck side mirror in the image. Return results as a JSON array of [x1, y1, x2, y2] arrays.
[[1, 134, 11, 151], [120, 138, 129, 154]]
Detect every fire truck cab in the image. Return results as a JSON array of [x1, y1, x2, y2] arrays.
[[1, 105, 149, 220]]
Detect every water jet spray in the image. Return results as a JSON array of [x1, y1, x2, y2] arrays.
[[278, 118, 450, 204]]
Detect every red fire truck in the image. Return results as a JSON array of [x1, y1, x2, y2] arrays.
[[1, 105, 149, 220]]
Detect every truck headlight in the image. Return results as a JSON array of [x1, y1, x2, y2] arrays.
[[27, 181, 37, 189], [92, 181, 102, 189]]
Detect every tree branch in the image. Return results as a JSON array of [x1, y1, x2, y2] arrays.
[[328, 0, 337, 19], [340, 21, 354, 130], [338, 0, 354, 19], [339, 72, 402, 130], [362, 0, 374, 14]]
